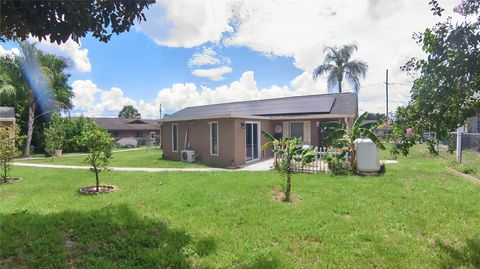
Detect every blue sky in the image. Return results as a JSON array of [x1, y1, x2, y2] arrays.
[[0, 0, 461, 118]]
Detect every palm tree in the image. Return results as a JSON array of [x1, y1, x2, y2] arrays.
[[312, 44, 368, 93], [0, 41, 73, 157]]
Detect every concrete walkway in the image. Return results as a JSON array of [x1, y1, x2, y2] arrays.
[[12, 159, 276, 172], [15, 147, 152, 161], [12, 158, 396, 173], [12, 162, 230, 172]]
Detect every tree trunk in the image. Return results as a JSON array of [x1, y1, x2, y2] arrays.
[[350, 148, 357, 174], [94, 166, 100, 192], [2, 161, 7, 183], [338, 80, 342, 93], [285, 168, 292, 202], [23, 98, 35, 157]]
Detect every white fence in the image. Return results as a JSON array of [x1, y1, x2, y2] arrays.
[[275, 147, 345, 173]]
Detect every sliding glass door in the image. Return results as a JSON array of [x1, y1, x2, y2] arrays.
[[245, 122, 260, 162]]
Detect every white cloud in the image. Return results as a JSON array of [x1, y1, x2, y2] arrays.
[[156, 71, 294, 112], [73, 70, 412, 118], [137, 0, 462, 113], [34, 38, 91, 72], [0, 45, 20, 57], [189, 47, 231, 67], [189, 47, 222, 66], [71, 80, 161, 118], [136, 0, 234, 47], [192, 65, 232, 81], [1, 39, 91, 73], [71, 80, 101, 109]]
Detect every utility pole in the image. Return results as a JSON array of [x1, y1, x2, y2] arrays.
[[159, 103, 162, 119], [385, 69, 389, 126]]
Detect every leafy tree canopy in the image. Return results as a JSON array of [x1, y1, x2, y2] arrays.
[[118, 105, 140, 119], [0, 0, 154, 44], [393, 0, 480, 155], [0, 42, 74, 156], [78, 121, 114, 192], [0, 125, 22, 182]]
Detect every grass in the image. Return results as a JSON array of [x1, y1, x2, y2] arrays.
[[439, 149, 480, 179], [16, 147, 208, 168], [1, 146, 479, 268]]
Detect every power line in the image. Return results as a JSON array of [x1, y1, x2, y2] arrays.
[[359, 83, 383, 89], [390, 84, 411, 101], [390, 82, 414, 86]]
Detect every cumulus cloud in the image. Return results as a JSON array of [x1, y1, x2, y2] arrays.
[[71, 80, 101, 109], [191, 65, 233, 81], [156, 71, 295, 112], [136, 0, 234, 47], [188, 47, 230, 66], [72, 69, 413, 118], [35, 38, 91, 72], [137, 0, 461, 113], [71, 80, 160, 118], [0, 45, 20, 57]]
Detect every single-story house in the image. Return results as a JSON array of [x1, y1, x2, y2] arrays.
[[0, 107, 15, 128], [466, 110, 480, 133], [92, 117, 160, 142], [160, 92, 358, 168]]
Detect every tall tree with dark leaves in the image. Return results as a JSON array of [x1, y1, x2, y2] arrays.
[[0, 42, 73, 157], [392, 0, 480, 155], [312, 44, 368, 93], [0, 0, 154, 44], [118, 105, 140, 119]]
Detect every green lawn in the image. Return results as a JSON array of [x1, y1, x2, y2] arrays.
[[439, 149, 480, 179], [1, 147, 479, 268], [16, 148, 208, 168]]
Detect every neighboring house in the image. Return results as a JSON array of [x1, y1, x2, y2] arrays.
[[465, 110, 480, 133], [361, 119, 390, 138], [92, 117, 160, 142], [160, 92, 358, 168], [0, 107, 15, 128]]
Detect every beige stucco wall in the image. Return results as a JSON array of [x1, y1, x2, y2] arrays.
[[0, 120, 14, 128], [161, 116, 353, 168], [162, 118, 237, 167], [109, 130, 160, 139]]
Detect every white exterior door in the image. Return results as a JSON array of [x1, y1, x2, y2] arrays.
[[245, 122, 260, 162]]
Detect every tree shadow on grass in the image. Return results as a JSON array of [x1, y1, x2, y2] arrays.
[[436, 238, 480, 268], [0, 204, 215, 268]]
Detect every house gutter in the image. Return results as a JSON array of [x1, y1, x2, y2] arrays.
[[159, 114, 357, 122]]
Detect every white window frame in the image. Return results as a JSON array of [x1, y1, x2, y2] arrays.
[[172, 123, 178, 152], [245, 121, 261, 162], [290, 121, 304, 140], [209, 121, 219, 156], [150, 131, 156, 139]]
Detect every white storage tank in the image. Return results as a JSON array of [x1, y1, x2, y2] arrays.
[[355, 138, 381, 175]]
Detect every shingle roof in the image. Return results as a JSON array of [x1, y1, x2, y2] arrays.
[[0, 107, 15, 120], [167, 92, 357, 120], [92, 117, 159, 131]]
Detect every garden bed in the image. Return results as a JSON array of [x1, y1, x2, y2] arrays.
[[79, 185, 116, 195], [1, 177, 21, 184]]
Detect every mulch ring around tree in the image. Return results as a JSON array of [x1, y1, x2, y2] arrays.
[[0, 177, 22, 183], [1, 177, 21, 184], [271, 187, 301, 203], [79, 185, 117, 195]]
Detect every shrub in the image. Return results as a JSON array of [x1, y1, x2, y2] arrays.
[[0, 125, 22, 182], [77, 121, 114, 192]]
